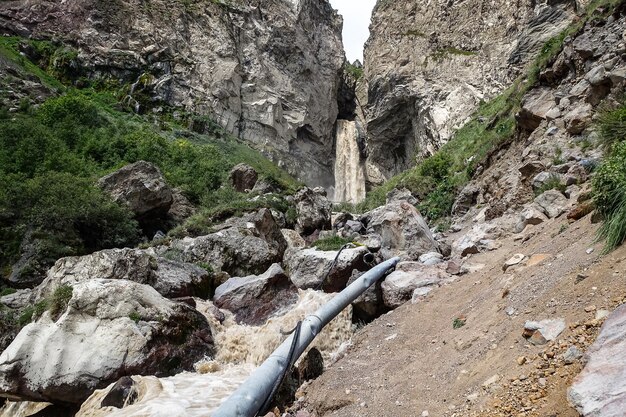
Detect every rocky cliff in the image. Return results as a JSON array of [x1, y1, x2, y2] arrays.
[[0, 0, 344, 187], [361, 0, 580, 180]]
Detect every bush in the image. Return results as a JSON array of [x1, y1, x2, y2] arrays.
[[593, 140, 626, 251]]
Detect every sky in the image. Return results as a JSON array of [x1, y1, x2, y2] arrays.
[[329, 0, 377, 63]]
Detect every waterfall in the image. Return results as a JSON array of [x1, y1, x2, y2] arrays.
[[334, 120, 366, 204]]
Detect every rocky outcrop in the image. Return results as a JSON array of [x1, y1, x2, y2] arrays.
[[362, 0, 577, 178], [0, 279, 214, 405], [0, 0, 344, 188], [569, 303, 626, 416], [35, 248, 213, 300], [157, 208, 287, 277], [213, 264, 298, 326]]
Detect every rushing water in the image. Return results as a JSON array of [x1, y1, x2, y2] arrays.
[[69, 289, 353, 417], [334, 120, 366, 204]]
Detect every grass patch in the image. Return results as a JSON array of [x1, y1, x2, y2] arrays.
[[129, 311, 142, 323], [49, 285, 73, 318], [313, 236, 353, 251], [535, 175, 567, 196], [453, 317, 466, 329], [0, 288, 17, 297]]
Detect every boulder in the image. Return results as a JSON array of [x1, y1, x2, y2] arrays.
[[0, 279, 214, 404], [229, 163, 258, 192], [159, 208, 287, 277], [36, 248, 214, 301], [452, 223, 503, 257], [386, 188, 418, 206], [166, 188, 196, 225], [523, 318, 565, 345], [213, 264, 298, 326], [281, 229, 306, 249], [517, 88, 555, 131], [98, 161, 173, 218], [419, 252, 444, 266], [515, 203, 549, 233], [569, 303, 626, 416], [564, 103, 593, 135], [293, 187, 332, 235], [284, 246, 370, 293], [519, 161, 546, 180], [364, 201, 439, 260], [381, 262, 451, 309], [534, 190, 569, 219]]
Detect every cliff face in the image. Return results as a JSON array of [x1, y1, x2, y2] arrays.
[[362, 0, 579, 180], [0, 0, 344, 187]]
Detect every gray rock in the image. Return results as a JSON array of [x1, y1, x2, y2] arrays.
[[0, 279, 214, 404], [159, 208, 287, 277], [524, 318, 566, 344], [532, 172, 563, 192], [569, 303, 626, 416], [98, 161, 172, 217], [585, 65, 609, 86], [213, 264, 298, 326], [534, 189, 569, 219], [167, 188, 196, 225], [515, 203, 549, 233], [294, 187, 332, 235], [36, 248, 213, 301], [386, 188, 418, 206], [562, 345, 583, 364], [564, 103, 593, 134], [381, 263, 451, 309], [419, 252, 444, 266], [517, 88, 556, 131], [284, 246, 370, 293], [519, 161, 546, 180], [281, 229, 306, 249], [365, 201, 439, 260], [229, 163, 258, 193], [452, 185, 480, 216], [452, 223, 503, 257]]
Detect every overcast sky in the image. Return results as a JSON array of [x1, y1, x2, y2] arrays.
[[329, 0, 377, 63]]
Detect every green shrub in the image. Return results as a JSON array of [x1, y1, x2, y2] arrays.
[[593, 140, 626, 251], [49, 285, 73, 318], [313, 236, 352, 251]]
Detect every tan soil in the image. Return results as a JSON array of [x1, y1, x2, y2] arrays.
[[302, 212, 626, 416]]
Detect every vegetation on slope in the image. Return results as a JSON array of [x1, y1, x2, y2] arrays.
[[593, 103, 626, 251], [355, 0, 625, 229], [0, 37, 300, 287]]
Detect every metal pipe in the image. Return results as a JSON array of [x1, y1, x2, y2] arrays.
[[213, 257, 400, 417]]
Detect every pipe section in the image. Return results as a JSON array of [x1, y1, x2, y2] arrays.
[[213, 256, 401, 417]]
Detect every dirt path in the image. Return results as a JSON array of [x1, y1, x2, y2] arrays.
[[302, 213, 626, 416]]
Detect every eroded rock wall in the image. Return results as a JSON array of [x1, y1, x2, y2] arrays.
[[0, 0, 344, 187], [363, 0, 579, 179]]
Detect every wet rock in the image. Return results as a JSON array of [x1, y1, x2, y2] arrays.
[[284, 246, 370, 293], [100, 376, 138, 408], [534, 189, 569, 218], [569, 303, 626, 416], [294, 187, 332, 236], [159, 208, 287, 277], [381, 262, 451, 309], [364, 201, 439, 260], [229, 163, 258, 192], [0, 279, 214, 404], [98, 161, 173, 219], [213, 264, 298, 326]]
